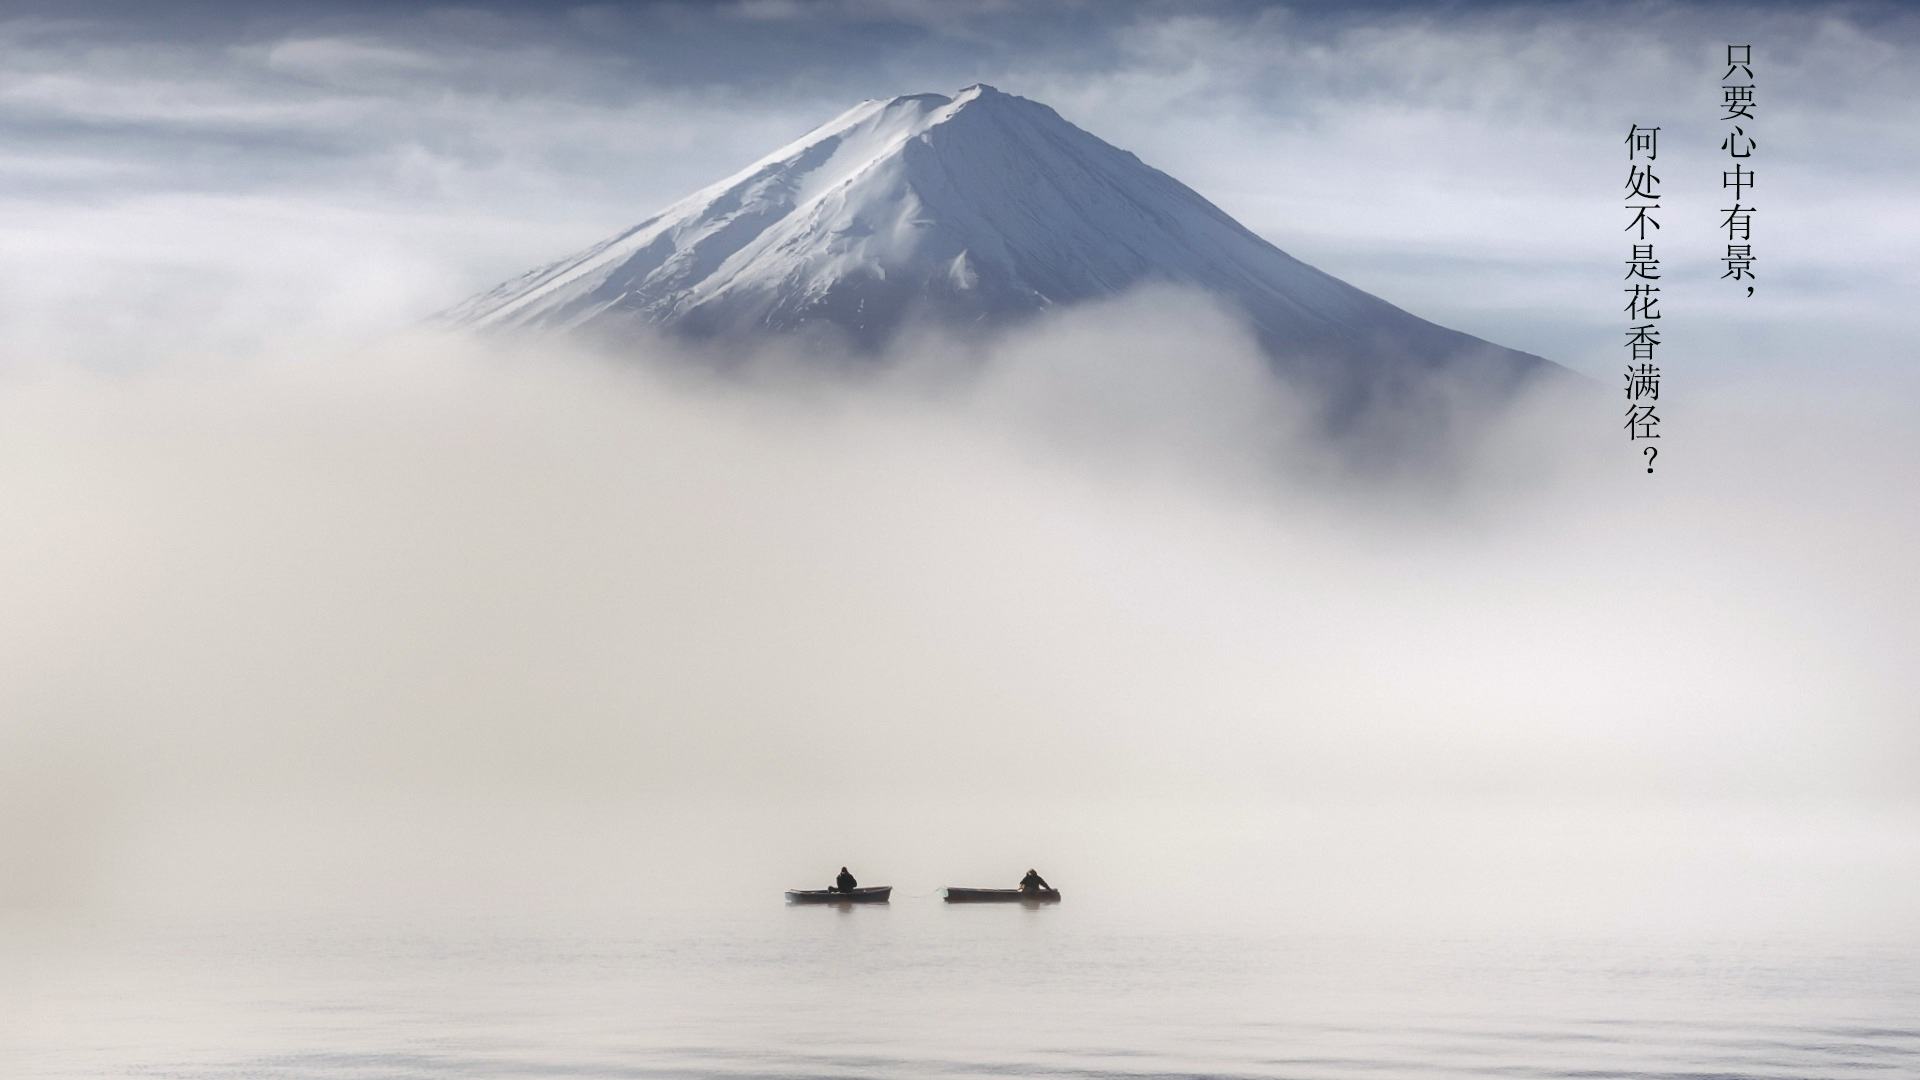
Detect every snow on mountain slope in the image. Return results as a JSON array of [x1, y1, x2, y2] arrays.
[[446, 84, 1557, 389]]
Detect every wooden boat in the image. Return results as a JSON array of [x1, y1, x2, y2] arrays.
[[943, 886, 1062, 904], [785, 886, 891, 904]]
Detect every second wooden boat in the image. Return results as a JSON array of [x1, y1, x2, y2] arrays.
[[943, 886, 1062, 903]]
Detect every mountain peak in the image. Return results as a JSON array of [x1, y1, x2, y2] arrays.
[[444, 86, 1557, 395], [877, 83, 1008, 108]]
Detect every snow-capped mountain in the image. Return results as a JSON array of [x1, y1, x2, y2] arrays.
[[447, 84, 1556, 389]]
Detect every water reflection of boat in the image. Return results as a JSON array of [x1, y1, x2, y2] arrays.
[[943, 887, 1062, 903], [785, 886, 892, 904]]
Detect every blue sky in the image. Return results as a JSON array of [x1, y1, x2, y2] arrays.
[[1, 0, 1914, 383]]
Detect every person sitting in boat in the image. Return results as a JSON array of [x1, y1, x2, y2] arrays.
[[1019, 868, 1051, 893], [832, 866, 858, 893]]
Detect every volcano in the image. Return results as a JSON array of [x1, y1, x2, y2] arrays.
[[446, 84, 1559, 396]]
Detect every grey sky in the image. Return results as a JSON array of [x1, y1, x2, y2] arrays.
[[2, 1, 1914, 380]]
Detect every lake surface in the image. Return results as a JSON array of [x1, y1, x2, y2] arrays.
[[14, 898, 1919, 1080]]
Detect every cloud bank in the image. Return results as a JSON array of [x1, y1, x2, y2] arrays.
[[2, 295, 1914, 935]]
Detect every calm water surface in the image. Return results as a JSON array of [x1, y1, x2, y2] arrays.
[[15, 898, 1919, 1080]]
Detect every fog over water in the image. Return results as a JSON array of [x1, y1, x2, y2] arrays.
[[3, 293, 1914, 943], [6, 300, 1920, 1080]]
